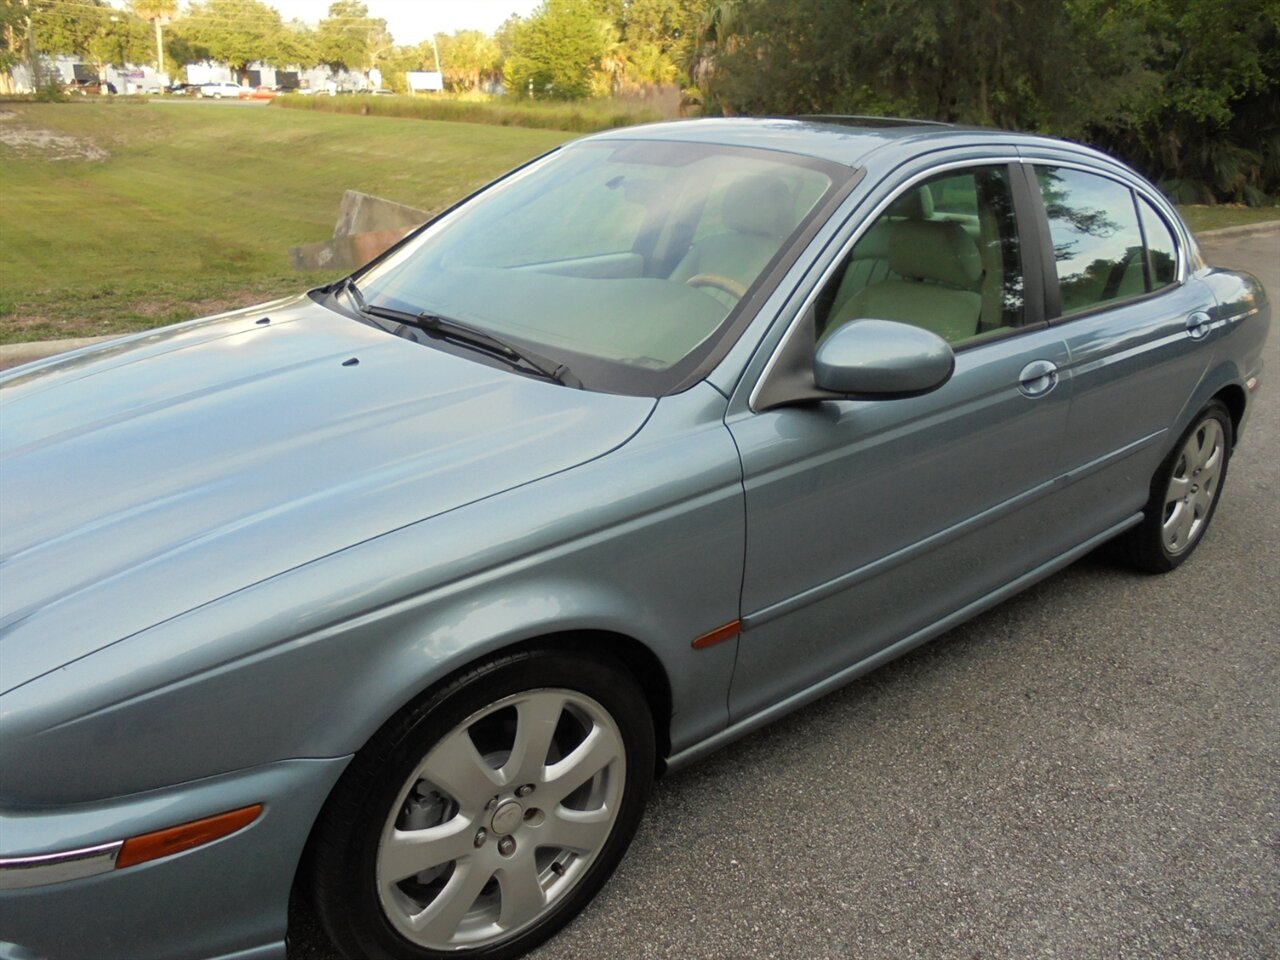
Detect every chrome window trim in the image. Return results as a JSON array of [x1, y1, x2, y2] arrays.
[[748, 155, 1022, 412], [0, 840, 122, 890]]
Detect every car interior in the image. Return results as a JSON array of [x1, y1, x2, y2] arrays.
[[816, 169, 1025, 348]]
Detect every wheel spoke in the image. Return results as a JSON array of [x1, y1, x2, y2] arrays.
[[408, 858, 494, 943], [500, 692, 565, 787], [542, 724, 620, 803], [1196, 422, 1222, 470], [1165, 474, 1190, 504], [542, 806, 613, 854], [1162, 500, 1187, 547], [1173, 499, 1195, 546], [421, 729, 502, 811], [378, 817, 475, 889], [496, 853, 546, 930]]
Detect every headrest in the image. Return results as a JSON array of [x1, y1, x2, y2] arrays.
[[886, 185, 935, 220], [889, 220, 982, 288], [723, 174, 795, 237]]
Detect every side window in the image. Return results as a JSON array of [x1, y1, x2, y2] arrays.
[[817, 165, 1023, 346], [1036, 167, 1146, 314], [1137, 196, 1179, 290]]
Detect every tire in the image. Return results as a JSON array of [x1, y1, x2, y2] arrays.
[[309, 648, 655, 960], [1118, 399, 1232, 573]]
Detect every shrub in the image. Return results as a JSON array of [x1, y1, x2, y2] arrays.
[[272, 93, 663, 133]]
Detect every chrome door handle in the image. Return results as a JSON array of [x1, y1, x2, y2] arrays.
[[1018, 359, 1059, 398], [1187, 311, 1213, 340]]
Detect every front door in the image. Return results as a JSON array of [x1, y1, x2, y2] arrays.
[[725, 161, 1078, 721]]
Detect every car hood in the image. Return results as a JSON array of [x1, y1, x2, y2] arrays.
[[0, 297, 655, 695]]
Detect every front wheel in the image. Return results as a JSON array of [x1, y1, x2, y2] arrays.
[[1119, 399, 1232, 573], [309, 648, 655, 960]]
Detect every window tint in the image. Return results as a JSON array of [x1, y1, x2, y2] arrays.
[[1137, 196, 1178, 289], [817, 165, 1023, 346], [1037, 167, 1146, 314]]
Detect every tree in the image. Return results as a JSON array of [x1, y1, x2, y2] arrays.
[[316, 0, 389, 74], [179, 0, 286, 77], [1, 0, 28, 86], [33, 0, 151, 87], [434, 29, 500, 92], [504, 0, 610, 99], [1081, 0, 1280, 205], [277, 19, 319, 69]]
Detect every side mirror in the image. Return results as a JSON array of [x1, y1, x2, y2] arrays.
[[813, 319, 955, 398]]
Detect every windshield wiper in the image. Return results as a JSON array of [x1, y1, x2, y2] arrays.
[[327, 275, 371, 315], [360, 301, 581, 388]]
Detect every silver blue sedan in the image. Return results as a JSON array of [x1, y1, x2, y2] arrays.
[[0, 118, 1269, 960]]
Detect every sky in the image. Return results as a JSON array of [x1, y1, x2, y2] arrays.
[[270, 1, 542, 44]]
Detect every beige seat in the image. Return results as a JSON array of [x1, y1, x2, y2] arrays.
[[828, 186, 936, 316], [670, 174, 796, 302], [827, 219, 983, 343]]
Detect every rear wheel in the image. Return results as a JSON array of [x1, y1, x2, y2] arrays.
[[310, 648, 654, 960], [1119, 400, 1232, 573]]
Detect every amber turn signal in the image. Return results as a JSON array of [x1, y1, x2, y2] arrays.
[[115, 804, 263, 870], [692, 619, 741, 650]]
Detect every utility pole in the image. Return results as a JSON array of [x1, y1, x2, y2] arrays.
[[23, 0, 40, 91], [154, 18, 165, 80]]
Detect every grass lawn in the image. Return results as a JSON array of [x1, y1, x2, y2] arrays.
[[1175, 204, 1280, 234], [0, 100, 570, 343]]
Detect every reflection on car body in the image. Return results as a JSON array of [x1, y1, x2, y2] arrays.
[[0, 117, 1269, 960]]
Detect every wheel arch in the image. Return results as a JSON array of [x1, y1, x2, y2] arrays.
[[289, 626, 674, 913], [1212, 382, 1246, 444]]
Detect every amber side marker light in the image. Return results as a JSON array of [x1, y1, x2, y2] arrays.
[[692, 619, 741, 650], [115, 804, 263, 870]]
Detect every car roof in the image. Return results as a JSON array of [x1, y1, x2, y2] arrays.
[[584, 116, 1114, 172]]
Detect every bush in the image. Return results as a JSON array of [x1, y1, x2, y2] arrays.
[[272, 93, 663, 133]]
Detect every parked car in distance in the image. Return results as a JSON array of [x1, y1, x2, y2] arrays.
[[0, 118, 1269, 960], [165, 82, 197, 96], [62, 78, 115, 95], [241, 85, 280, 100], [197, 81, 244, 99]]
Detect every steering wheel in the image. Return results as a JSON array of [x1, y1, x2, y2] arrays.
[[685, 273, 748, 301]]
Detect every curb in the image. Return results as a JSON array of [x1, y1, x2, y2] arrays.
[[2, 221, 1277, 371]]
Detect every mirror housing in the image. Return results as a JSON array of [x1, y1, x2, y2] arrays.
[[813, 319, 955, 398]]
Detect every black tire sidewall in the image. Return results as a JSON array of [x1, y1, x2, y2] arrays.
[[313, 649, 655, 960]]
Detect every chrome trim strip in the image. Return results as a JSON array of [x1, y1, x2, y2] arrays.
[[748, 154, 1023, 411], [665, 512, 1145, 774], [0, 841, 121, 890]]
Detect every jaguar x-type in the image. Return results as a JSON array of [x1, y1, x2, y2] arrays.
[[0, 117, 1268, 960]]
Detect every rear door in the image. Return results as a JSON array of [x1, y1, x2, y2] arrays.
[[1022, 159, 1218, 537]]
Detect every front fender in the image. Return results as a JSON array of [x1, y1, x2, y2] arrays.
[[0, 384, 744, 804]]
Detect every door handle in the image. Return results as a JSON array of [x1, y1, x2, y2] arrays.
[[1187, 311, 1213, 340], [1018, 359, 1059, 398]]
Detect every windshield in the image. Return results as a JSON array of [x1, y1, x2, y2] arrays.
[[355, 139, 844, 394]]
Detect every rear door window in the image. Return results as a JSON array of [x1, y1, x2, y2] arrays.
[[1036, 167, 1147, 314]]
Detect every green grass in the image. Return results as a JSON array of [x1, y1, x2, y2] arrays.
[[1177, 204, 1280, 234], [0, 100, 571, 343], [273, 93, 664, 133]]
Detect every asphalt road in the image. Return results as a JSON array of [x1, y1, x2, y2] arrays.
[[290, 230, 1279, 960]]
